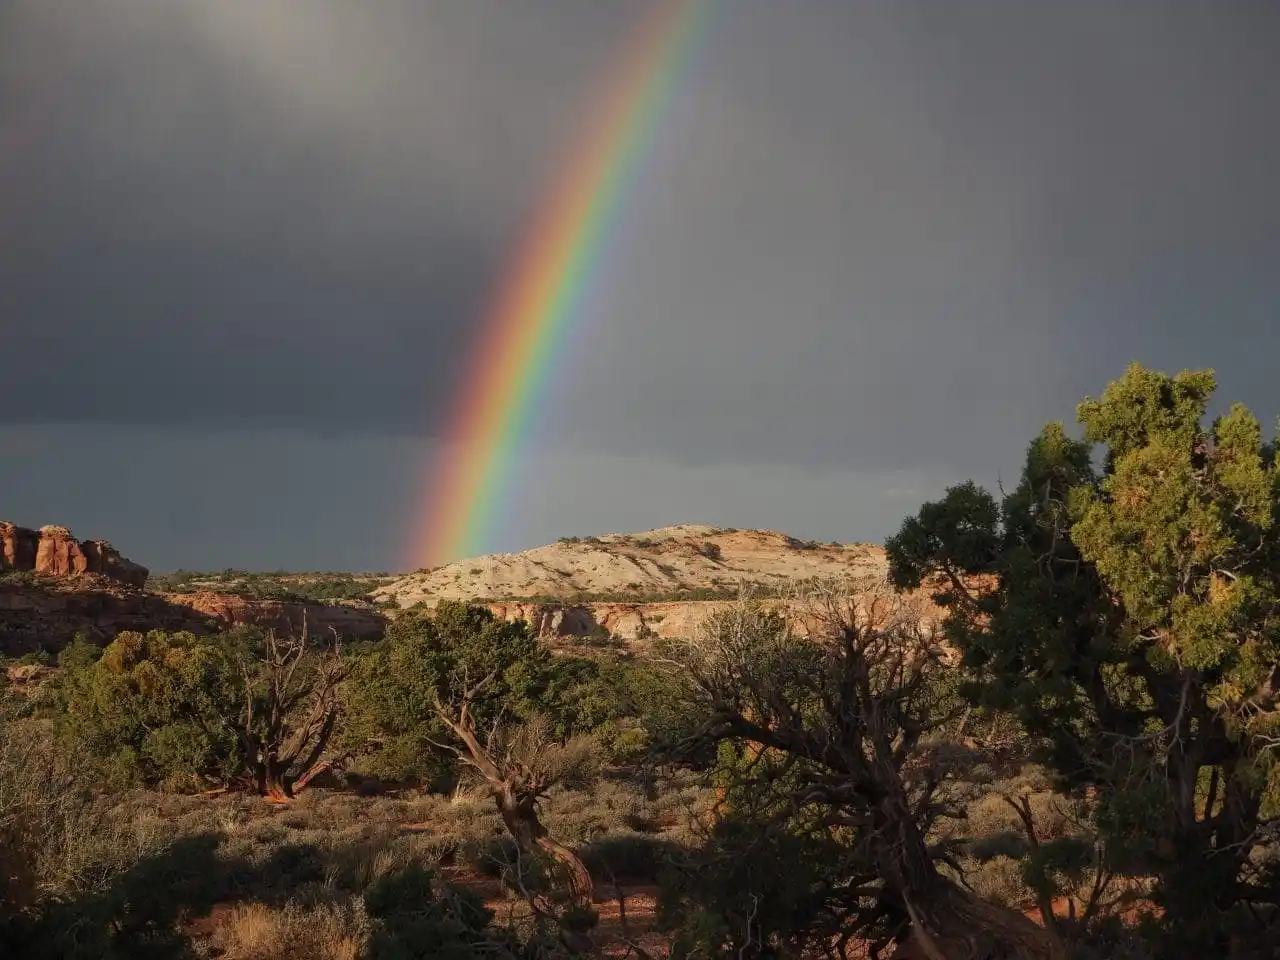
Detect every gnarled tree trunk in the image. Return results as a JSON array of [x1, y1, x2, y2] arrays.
[[494, 783, 594, 905], [876, 768, 1065, 960], [679, 589, 1068, 960], [435, 693, 595, 908], [893, 885, 1067, 960], [236, 625, 346, 802]]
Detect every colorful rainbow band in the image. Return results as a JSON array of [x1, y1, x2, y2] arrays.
[[410, 0, 714, 568]]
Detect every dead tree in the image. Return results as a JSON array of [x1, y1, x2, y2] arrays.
[[430, 676, 596, 909], [663, 581, 1067, 960], [234, 622, 348, 802]]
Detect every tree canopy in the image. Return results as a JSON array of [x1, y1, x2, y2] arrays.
[[56, 630, 245, 791], [887, 363, 1280, 953]]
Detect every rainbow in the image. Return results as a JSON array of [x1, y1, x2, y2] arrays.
[[409, 0, 716, 569]]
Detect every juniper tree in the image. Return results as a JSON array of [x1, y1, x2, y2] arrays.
[[887, 364, 1280, 953], [345, 603, 601, 909], [659, 586, 1065, 959], [56, 626, 347, 800], [56, 630, 244, 791]]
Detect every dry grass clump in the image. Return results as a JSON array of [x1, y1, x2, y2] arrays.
[[211, 900, 370, 960], [965, 855, 1031, 908], [0, 710, 176, 908]]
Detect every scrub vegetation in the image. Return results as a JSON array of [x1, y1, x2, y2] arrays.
[[3, 364, 1279, 958]]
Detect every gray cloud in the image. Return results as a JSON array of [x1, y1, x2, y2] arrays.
[[0, 421, 946, 572], [2, 1, 1279, 566]]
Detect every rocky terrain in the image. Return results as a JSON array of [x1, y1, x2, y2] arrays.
[[382, 524, 885, 603], [1, 520, 927, 652], [0, 520, 387, 656], [378, 524, 911, 643], [0, 575, 389, 657]]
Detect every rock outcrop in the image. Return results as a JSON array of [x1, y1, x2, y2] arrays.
[[1, 522, 148, 588], [165, 592, 386, 642], [0, 523, 38, 571], [484, 593, 947, 646], [483, 600, 732, 644], [0, 575, 219, 657], [0, 519, 387, 657], [382, 526, 946, 645], [379, 525, 887, 609]]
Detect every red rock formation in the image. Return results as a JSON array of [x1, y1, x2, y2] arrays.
[[165, 592, 386, 641], [0, 522, 148, 587], [0, 523, 39, 571], [0, 575, 219, 657], [81, 539, 149, 588], [32, 525, 82, 578], [5, 663, 55, 686]]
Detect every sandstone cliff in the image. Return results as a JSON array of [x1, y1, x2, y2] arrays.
[[1, 522, 148, 587], [381, 525, 935, 645], [380, 525, 886, 608], [482, 599, 740, 644], [166, 591, 387, 641], [483, 592, 946, 646]]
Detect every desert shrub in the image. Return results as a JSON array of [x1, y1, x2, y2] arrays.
[[211, 900, 371, 960], [55, 626, 347, 798], [57, 636, 102, 670], [0, 649, 51, 669], [0, 703, 57, 921], [695, 541, 722, 561], [147, 570, 385, 604], [6, 811, 567, 960], [965, 855, 1031, 908], [54, 630, 245, 790], [285, 576, 383, 603], [363, 863, 501, 959], [579, 833, 682, 884], [658, 813, 854, 959]]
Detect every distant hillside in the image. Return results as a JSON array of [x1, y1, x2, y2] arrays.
[[378, 524, 887, 609]]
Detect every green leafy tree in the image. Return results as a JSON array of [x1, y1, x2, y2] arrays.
[[344, 603, 604, 915], [56, 626, 347, 799], [344, 602, 597, 783], [887, 364, 1280, 953], [56, 630, 244, 791]]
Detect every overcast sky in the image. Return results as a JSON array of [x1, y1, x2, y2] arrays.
[[3, 1, 1279, 572]]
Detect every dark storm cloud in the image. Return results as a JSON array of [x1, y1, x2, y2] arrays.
[[1, 0, 628, 430], [4, 0, 1280, 484], [551, 1, 1280, 477]]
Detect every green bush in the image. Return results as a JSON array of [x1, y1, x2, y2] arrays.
[[54, 630, 245, 791], [658, 814, 852, 960], [343, 603, 643, 784]]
